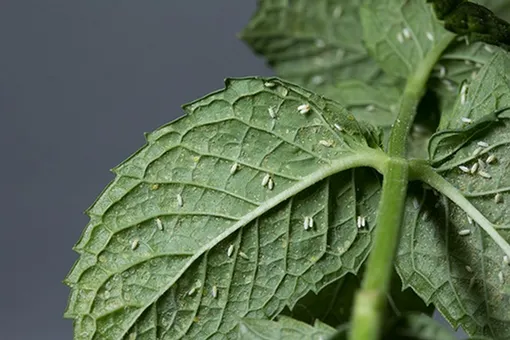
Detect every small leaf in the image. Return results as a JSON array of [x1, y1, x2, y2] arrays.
[[238, 316, 336, 340], [397, 52, 510, 338], [360, 0, 452, 78], [64, 77, 388, 339]]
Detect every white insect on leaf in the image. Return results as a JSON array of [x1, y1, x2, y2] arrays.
[[264, 81, 276, 88], [426, 32, 434, 41], [227, 244, 234, 257], [212, 285, 218, 298], [366, 104, 375, 112], [303, 216, 310, 231], [460, 82, 468, 105], [267, 178, 275, 190], [478, 170, 492, 179], [461, 117, 472, 124], [239, 251, 249, 260], [470, 163, 479, 175], [177, 193, 183, 207], [402, 27, 411, 39], [230, 162, 239, 175], [458, 165, 470, 173], [261, 173, 271, 187], [268, 106, 277, 119], [131, 239, 139, 250], [319, 140, 333, 148], [458, 229, 471, 236], [297, 103, 311, 114], [472, 147, 482, 156], [156, 218, 163, 231], [397, 32, 404, 43], [412, 197, 419, 209], [477, 141, 489, 148], [484, 44, 494, 53], [333, 6, 343, 18], [465, 265, 473, 273], [486, 154, 496, 164], [504, 255, 509, 265], [308, 216, 314, 229], [334, 123, 343, 132], [495, 193, 503, 204]]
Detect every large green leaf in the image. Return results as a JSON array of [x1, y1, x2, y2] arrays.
[[360, 0, 452, 78], [396, 52, 510, 338], [238, 316, 336, 340], [64, 77, 388, 339]]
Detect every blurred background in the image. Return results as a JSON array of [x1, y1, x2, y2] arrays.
[[0, 1, 464, 339]]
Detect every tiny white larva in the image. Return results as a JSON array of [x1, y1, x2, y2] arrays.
[[264, 81, 276, 88], [239, 251, 249, 260], [357, 216, 362, 229], [465, 265, 473, 273], [495, 193, 503, 204], [177, 193, 183, 207], [472, 147, 482, 156], [366, 104, 375, 112], [412, 198, 419, 209], [477, 141, 489, 148], [461, 117, 472, 124], [467, 216, 473, 225], [308, 216, 314, 229], [504, 255, 509, 265], [212, 285, 218, 298], [227, 244, 234, 257], [334, 123, 343, 131], [426, 32, 434, 41]]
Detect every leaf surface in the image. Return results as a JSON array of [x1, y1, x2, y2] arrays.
[[64, 77, 387, 339], [238, 316, 335, 340], [241, 0, 403, 132], [360, 0, 452, 78], [396, 52, 510, 338]]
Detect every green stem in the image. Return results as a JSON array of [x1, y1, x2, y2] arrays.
[[410, 160, 510, 259], [348, 33, 455, 340], [349, 158, 408, 340], [388, 33, 455, 157]]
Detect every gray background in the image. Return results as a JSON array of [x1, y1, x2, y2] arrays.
[[0, 1, 462, 340]]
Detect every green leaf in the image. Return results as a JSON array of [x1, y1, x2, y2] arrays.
[[396, 52, 510, 338], [238, 316, 336, 340], [360, 0, 452, 78], [279, 274, 360, 327], [385, 313, 457, 340], [64, 77, 389, 339], [241, 0, 389, 91]]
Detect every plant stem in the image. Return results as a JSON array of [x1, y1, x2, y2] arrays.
[[348, 33, 455, 340], [387, 33, 455, 157], [349, 158, 408, 340]]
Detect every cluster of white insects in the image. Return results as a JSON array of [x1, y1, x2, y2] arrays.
[[457, 141, 498, 182], [455, 139, 508, 284]]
